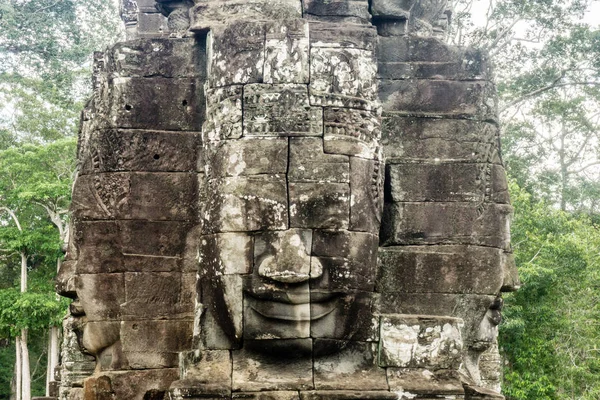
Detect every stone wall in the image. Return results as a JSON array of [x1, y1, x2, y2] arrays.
[[54, 1, 518, 399]]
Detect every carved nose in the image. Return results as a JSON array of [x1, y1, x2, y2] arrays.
[[256, 230, 323, 283]]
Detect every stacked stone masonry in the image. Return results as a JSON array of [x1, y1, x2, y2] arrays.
[[52, 0, 519, 399]]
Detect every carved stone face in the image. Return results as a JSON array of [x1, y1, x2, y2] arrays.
[[197, 21, 382, 356]]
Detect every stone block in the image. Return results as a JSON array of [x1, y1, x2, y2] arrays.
[[385, 163, 510, 204], [120, 320, 193, 368], [108, 38, 206, 78], [190, 0, 301, 32], [304, 0, 370, 22], [309, 47, 377, 110], [180, 349, 232, 388], [381, 116, 501, 164], [73, 221, 122, 273], [204, 85, 243, 141], [71, 172, 197, 221], [350, 157, 382, 232], [76, 274, 125, 321], [110, 77, 204, 131], [379, 80, 497, 120], [380, 202, 512, 250], [289, 137, 349, 183], [206, 22, 265, 87], [83, 369, 179, 400], [122, 272, 192, 319], [79, 129, 200, 175], [376, 292, 496, 348], [137, 12, 168, 36], [310, 291, 376, 342], [309, 22, 377, 50], [204, 175, 288, 233], [264, 19, 310, 84], [120, 220, 191, 256], [314, 340, 388, 390], [206, 137, 288, 178], [243, 84, 322, 137], [377, 245, 504, 295], [370, 0, 414, 19], [386, 368, 464, 395], [311, 230, 378, 291], [233, 392, 300, 400], [378, 314, 463, 369], [200, 275, 243, 349], [300, 391, 399, 400], [323, 108, 380, 159], [199, 233, 253, 276], [232, 341, 313, 391], [289, 182, 349, 229]]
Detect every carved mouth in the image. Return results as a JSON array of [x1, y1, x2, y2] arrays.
[[246, 293, 339, 322]]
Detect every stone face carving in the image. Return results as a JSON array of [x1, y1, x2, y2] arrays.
[[55, 1, 519, 399]]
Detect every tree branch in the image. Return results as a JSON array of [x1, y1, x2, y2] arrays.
[[0, 206, 23, 232]]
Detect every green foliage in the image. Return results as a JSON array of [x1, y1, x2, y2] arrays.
[[501, 182, 600, 399]]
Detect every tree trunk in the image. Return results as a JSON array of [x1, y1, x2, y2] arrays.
[[46, 326, 60, 396], [21, 329, 31, 400], [15, 337, 22, 400]]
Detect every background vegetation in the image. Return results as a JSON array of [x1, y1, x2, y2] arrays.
[[0, 0, 598, 398]]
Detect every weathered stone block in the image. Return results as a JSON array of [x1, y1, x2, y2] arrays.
[[200, 275, 243, 349], [385, 163, 510, 204], [56, 260, 77, 298], [232, 341, 313, 391], [289, 137, 349, 183], [303, 0, 370, 22], [311, 231, 378, 291], [300, 391, 399, 400], [314, 340, 388, 390], [120, 320, 193, 368], [79, 129, 201, 175], [350, 157, 382, 232], [376, 292, 496, 348], [381, 116, 501, 164], [309, 47, 377, 110], [264, 19, 310, 84], [122, 272, 192, 319], [289, 182, 349, 229], [310, 291, 376, 341], [323, 108, 380, 158], [71, 172, 197, 221], [110, 77, 204, 130], [206, 137, 288, 178], [180, 349, 232, 389], [83, 369, 179, 400], [243, 84, 322, 137], [309, 22, 377, 50], [108, 38, 206, 78], [76, 274, 125, 321], [377, 246, 504, 295], [204, 85, 243, 141], [233, 392, 300, 400], [380, 202, 512, 249], [244, 297, 310, 339], [386, 368, 464, 396], [199, 233, 253, 276], [464, 385, 505, 399], [204, 175, 288, 233], [137, 12, 169, 36], [206, 22, 265, 87], [190, 0, 302, 32], [254, 229, 313, 283], [119, 220, 191, 256], [379, 79, 497, 120], [370, 0, 414, 19], [378, 314, 463, 369]]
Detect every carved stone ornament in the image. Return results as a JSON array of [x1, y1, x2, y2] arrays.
[[55, 1, 519, 399]]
